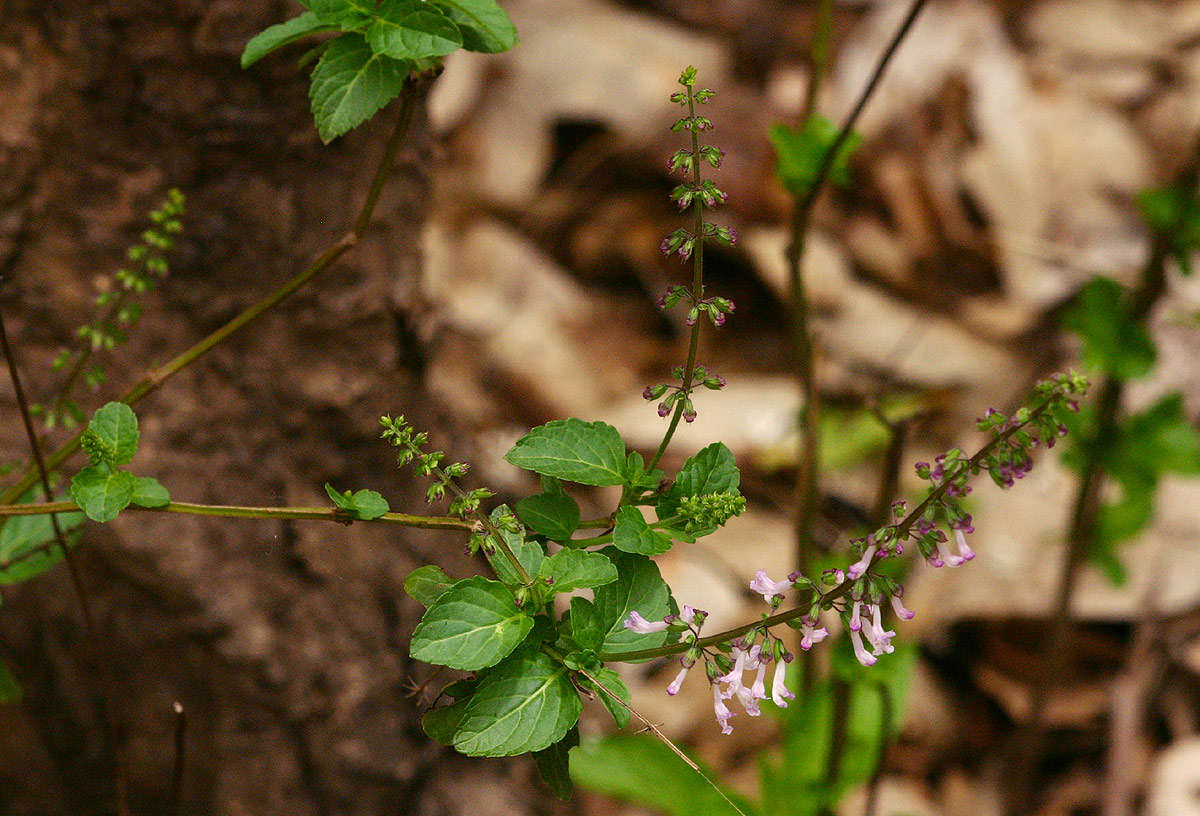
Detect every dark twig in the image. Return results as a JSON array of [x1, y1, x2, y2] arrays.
[[169, 700, 187, 816]]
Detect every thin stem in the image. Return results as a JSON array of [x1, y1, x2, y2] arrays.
[[801, 0, 835, 125], [647, 87, 706, 473], [1, 80, 425, 507], [863, 680, 894, 816], [437, 465, 534, 585], [599, 400, 1050, 663], [169, 701, 186, 816], [818, 678, 850, 816]]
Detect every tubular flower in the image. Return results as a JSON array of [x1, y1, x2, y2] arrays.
[[890, 590, 915, 621], [846, 543, 878, 580], [667, 665, 689, 696], [770, 658, 795, 708], [863, 603, 896, 656], [799, 617, 829, 651], [849, 626, 877, 667], [712, 683, 734, 735], [749, 569, 794, 603], [849, 599, 864, 632], [624, 611, 670, 634]]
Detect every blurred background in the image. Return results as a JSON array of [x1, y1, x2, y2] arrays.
[[2, 0, 1200, 814]]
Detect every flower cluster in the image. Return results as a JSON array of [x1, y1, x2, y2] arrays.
[[380, 415, 493, 517], [643, 364, 728, 422]]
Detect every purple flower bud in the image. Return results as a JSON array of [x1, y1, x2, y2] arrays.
[[728, 228, 738, 245], [659, 238, 671, 255], [683, 408, 698, 423], [658, 402, 671, 418], [643, 386, 655, 400]]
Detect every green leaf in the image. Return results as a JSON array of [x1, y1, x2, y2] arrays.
[[404, 564, 455, 606], [567, 597, 604, 652], [0, 500, 85, 585], [592, 549, 675, 656], [242, 12, 336, 68], [422, 698, 470, 745], [585, 667, 631, 729], [516, 488, 580, 541], [657, 442, 740, 521], [570, 735, 750, 816], [1119, 393, 1200, 476], [505, 418, 627, 487], [324, 482, 390, 520], [1061, 277, 1156, 380], [367, 3, 462, 59], [430, 0, 518, 53], [534, 726, 579, 801], [483, 506, 545, 586], [613, 506, 673, 555], [301, 0, 376, 30], [538, 549, 617, 594], [410, 576, 533, 670], [453, 647, 583, 757], [0, 662, 20, 704], [1138, 185, 1200, 274], [130, 476, 170, 509], [82, 402, 139, 467], [769, 114, 862, 196], [70, 465, 136, 523], [309, 33, 410, 143]]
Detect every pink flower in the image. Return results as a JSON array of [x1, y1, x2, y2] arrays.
[[667, 666, 689, 696], [678, 605, 702, 626], [849, 600, 863, 632], [624, 611, 669, 634], [749, 569, 793, 603], [935, 536, 964, 568], [716, 645, 749, 689], [847, 544, 878, 581], [712, 683, 734, 734], [771, 659, 795, 708], [890, 589, 915, 621], [749, 662, 767, 701], [954, 529, 976, 562], [799, 617, 828, 651], [863, 603, 896, 656], [849, 626, 877, 667]]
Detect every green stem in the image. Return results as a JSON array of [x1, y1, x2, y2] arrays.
[[599, 400, 1050, 663], [0, 80, 425, 506], [647, 86, 706, 474]]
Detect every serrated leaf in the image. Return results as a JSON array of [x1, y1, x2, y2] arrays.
[[69, 465, 135, 523], [657, 442, 739, 521], [538, 549, 617, 594], [570, 735, 749, 816], [410, 576, 532, 670], [431, 0, 517, 53], [309, 34, 410, 143], [422, 698, 470, 745], [404, 564, 455, 606], [1062, 277, 1156, 380], [302, 0, 375, 30], [534, 726, 579, 800], [130, 476, 170, 508], [367, 3, 462, 59], [324, 482, 390, 520], [0, 498, 85, 584], [242, 12, 336, 68], [83, 402, 139, 467], [0, 662, 20, 704], [516, 490, 580, 541], [586, 667, 630, 729], [593, 549, 675, 656], [453, 647, 582, 756], [505, 418, 627, 487], [568, 597, 603, 652], [613, 506, 673, 555]]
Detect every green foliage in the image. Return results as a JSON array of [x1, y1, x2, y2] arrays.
[[592, 549, 676, 656], [570, 735, 752, 816], [80, 402, 139, 468], [505, 418, 628, 487], [1062, 277, 1156, 380], [656, 441, 740, 523], [534, 726, 579, 800], [566, 596, 604, 652], [481, 506, 545, 585], [0, 496, 85, 584], [1138, 184, 1200, 274], [403, 564, 455, 606], [769, 115, 862, 197], [131, 476, 170, 509], [0, 662, 21, 704], [516, 477, 580, 540], [537, 549, 618, 594], [324, 482, 390, 520], [422, 697, 469, 745], [69, 403, 166, 522], [452, 647, 583, 756], [242, 0, 517, 142], [581, 666, 631, 729], [613, 506, 673, 555], [69, 467, 136, 524], [409, 576, 534, 670]]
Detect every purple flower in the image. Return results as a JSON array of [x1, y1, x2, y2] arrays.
[[799, 617, 828, 651], [954, 528, 976, 562], [863, 603, 896, 656], [749, 569, 793, 604], [659, 238, 671, 255], [712, 683, 734, 734], [657, 402, 671, 418], [771, 660, 795, 708], [846, 543, 877, 581], [667, 666, 689, 696], [624, 611, 670, 634], [849, 599, 864, 632], [890, 591, 915, 621], [849, 627, 877, 667], [643, 386, 654, 400]]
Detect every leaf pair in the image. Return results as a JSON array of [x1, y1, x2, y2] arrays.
[[70, 403, 169, 523]]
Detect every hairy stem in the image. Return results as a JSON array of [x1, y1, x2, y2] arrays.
[[1, 79, 425, 506]]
